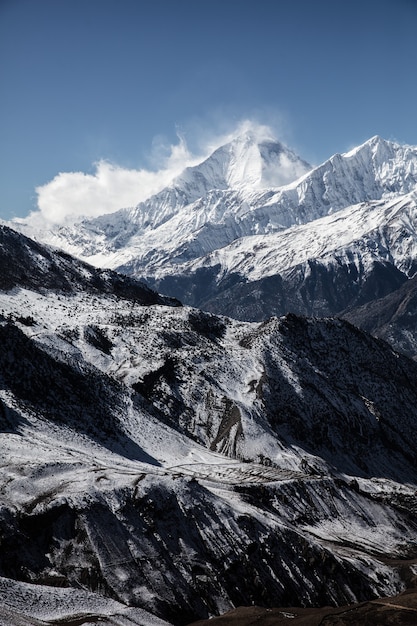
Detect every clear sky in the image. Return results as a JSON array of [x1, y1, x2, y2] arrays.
[[1, 0, 417, 222]]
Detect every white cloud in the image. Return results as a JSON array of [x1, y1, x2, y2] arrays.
[[20, 135, 200, 227], [18, 118, 291, 227]]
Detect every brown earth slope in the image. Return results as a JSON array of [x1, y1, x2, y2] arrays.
[[188, 583, 417, 626]]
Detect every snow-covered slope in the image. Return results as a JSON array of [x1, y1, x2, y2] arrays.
[[126, 135, 417, 337], [149, 191, 417, 320], [180, 192, 417, 283], [1, 227, 417, 625]]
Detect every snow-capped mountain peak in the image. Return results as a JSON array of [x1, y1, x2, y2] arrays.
[[177, 130, 311, 191], [15, 131, 311, 263], [343, 134, 393, 158], [156, 130, 312, 209], [334, 134, 417, 195]]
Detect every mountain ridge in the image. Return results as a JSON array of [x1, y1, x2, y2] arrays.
[[0, 223, 181, 306], [10, 133, 417, 361], [11, 131, 314, 262], [22, 133, 417, 247]]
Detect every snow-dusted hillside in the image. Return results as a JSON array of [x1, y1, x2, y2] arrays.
[[1, 226, 417, 625]]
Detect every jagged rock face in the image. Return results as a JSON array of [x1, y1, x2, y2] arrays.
[[1, 228, 417, 625]]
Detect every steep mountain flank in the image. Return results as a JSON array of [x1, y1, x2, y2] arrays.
[[342, 272, 417, 360], [0, 223, 180, 305]]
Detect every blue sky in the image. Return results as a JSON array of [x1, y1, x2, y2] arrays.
[[1, 0, 417, 222]]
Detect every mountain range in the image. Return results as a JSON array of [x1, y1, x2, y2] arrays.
[[14, 131, 417, 358], [3, 131, 417, 624]]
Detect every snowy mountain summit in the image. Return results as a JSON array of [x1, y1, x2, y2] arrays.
[[179, 130, 312, 191], [114, 130, 312, 242], [18, 131, 311, 267]]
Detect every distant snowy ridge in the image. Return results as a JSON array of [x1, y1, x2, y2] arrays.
[[16, 134, 417, 279], [179, 191, 417, 282]]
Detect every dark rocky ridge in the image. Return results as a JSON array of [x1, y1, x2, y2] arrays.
[[343, 272, 417, 360], [147, 258, 408, 320], [0, 224, 180, 306]]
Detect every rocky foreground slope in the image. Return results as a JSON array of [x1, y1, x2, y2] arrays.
[[0, 226, 417, 625]]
